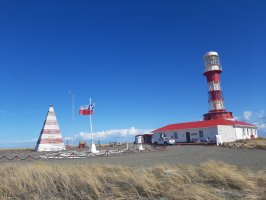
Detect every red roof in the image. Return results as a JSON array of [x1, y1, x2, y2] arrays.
[[153, 119, 256, 132]]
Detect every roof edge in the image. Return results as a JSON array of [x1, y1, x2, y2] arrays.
[[152, 119, 257, 133]]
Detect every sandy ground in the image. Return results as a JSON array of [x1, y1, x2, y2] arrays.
[[2, 145, 265, 170]]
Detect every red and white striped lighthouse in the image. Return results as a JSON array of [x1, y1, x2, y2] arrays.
[[203, 51, 233, 120], [35, 105, 65, 151]]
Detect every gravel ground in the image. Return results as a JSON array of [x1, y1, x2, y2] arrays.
[[40, 145, 266, 170]]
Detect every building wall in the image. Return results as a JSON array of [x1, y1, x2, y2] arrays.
[[235, 127, 258, 140], [235, 127, 243, 140], [157, 126, 218, 143], [155, 125, 257, 144], [217, 125, 237, 142]]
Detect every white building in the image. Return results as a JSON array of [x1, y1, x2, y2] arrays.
[[152, 119, 257, 143], [152, 51, 258, 144]]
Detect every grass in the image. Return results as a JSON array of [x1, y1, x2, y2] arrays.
[[0, 161, 265, 200], [223, 138, 266, 149], [0, 148, 34, 154]]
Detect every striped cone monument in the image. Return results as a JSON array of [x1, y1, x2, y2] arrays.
[[35, 105, 65, 151]]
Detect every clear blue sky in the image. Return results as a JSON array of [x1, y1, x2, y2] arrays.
[[1, 0, 266, 147]]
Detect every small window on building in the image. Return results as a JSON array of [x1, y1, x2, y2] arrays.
[[199, 130, 204, 138], [174, 132, 178, 139]]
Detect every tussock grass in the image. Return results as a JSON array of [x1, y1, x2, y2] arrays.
[[224, 138, 266, 149], [0, 148, 34, 155], [0, 161, 265, 200]]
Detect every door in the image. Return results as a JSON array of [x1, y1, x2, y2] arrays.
[[186, 132, 190, 143]]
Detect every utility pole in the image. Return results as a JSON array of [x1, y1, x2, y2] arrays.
[[68, 91, 75, 121]]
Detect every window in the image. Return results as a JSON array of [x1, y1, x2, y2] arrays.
[[206, 56, 220, 65], [199, 130, 204, 138], [174, 132, 178, 139]]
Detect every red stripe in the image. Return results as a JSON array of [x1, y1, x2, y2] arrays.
[[44, 120, 58, 125], [206, 73, 220, 82], [208, 91, 223, 101], [37, 138, 64, 144], [79, 110, 93, 115], [41, 129, 61, 134], [204, 112, 233, 120]]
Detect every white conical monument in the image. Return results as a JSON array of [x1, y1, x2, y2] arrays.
[[35, 105, 65, 151]]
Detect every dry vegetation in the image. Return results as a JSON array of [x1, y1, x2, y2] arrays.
[[223, 138, 266, 149], [0, 161, 265, 200], [0, 148, 34, 155]]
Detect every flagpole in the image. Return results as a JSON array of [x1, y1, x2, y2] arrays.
[[87, 98, 98, 153], [89, 97, 93, 145]]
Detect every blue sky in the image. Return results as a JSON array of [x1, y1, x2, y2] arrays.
[[0, 0, 266, 147]]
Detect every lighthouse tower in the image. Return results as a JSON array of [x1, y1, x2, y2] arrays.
[[203, 51, 233, 120], [35, 105, 65, 151]]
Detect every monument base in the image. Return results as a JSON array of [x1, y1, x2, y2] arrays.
[[138, 144, 145, 151], [91, 143, 99, 154]]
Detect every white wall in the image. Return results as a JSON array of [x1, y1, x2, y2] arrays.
[[155, 125, 257, 143], [158, 126, 218, 143], [235, 127, 258, 140], [235, 127, 243, 140], [217, 125, 236, 142]]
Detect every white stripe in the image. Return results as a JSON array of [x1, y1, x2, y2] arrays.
[[40, 134, 62, 139], [208, 81, 221, 91], [204, 65, 221, 72], [210, 100, 224, 110], [46, 115, 57, 121], [36, 144, 65, 151], [80, 105, 89, 109], [49, 106, 55, 112], [43, 124, 60, 130]]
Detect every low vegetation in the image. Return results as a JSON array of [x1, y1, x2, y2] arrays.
[[0, 148, 33, 154], [223, 138, 266, 149], [0, 160, 265, 200]]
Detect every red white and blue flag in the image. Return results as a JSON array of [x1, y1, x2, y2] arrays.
[[79, 103, 95, 115]]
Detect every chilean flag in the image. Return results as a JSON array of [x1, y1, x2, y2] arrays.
[[79, 103, 95, 115]]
